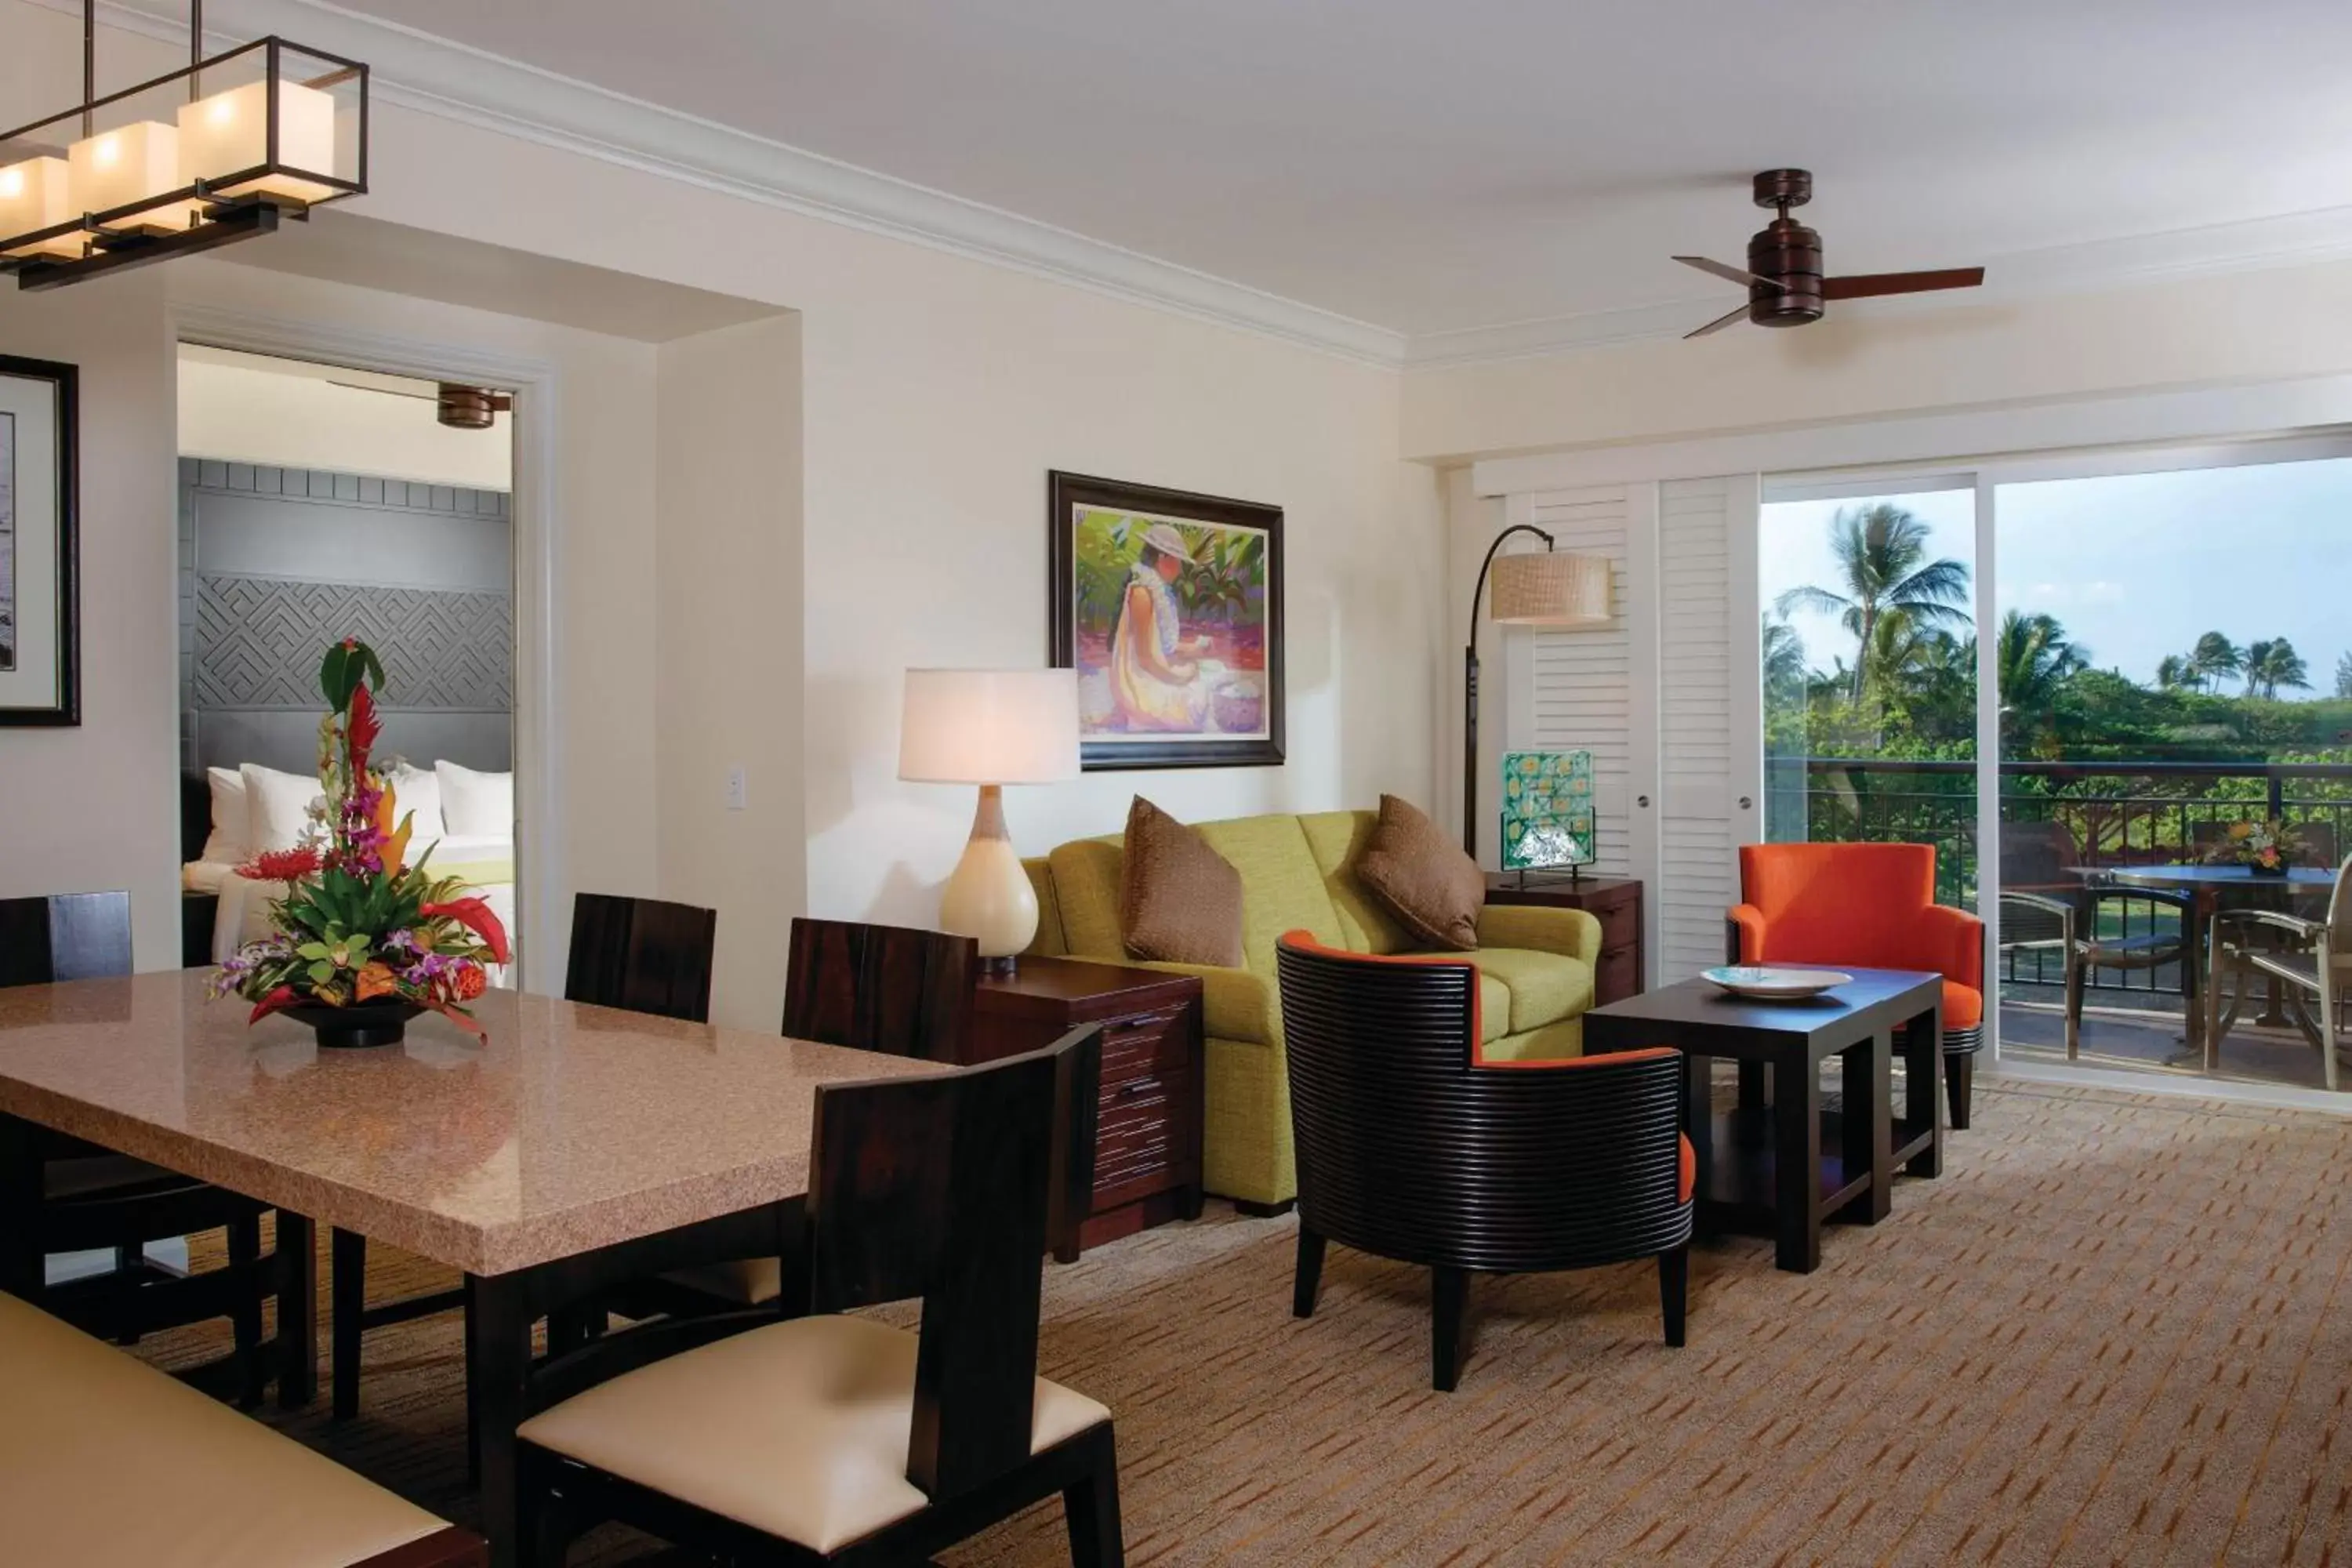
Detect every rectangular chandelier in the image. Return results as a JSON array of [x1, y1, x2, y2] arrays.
[[0, 2, 367, 291]]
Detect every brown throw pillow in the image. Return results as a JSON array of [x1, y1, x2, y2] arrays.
[[1119, 797, 1244, 967], [1357, 793, 1484, 951]]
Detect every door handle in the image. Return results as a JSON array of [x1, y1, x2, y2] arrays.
[[1738, 796, 1753, 810], [1636, 794, 1650, 808]]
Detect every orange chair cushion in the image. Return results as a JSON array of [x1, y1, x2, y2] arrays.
[[1943, 980, 1983, 1031]]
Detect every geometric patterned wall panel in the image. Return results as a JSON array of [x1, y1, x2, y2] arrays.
[[194, 575, 514, 711]]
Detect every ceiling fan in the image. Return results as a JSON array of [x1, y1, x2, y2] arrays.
[[325, 379, 514, 430], [1674, 169, 1984, 339]]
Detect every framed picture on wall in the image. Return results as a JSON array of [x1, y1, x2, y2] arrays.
[[1048, 470, 1283, 771], [0, 356, 78, 727]]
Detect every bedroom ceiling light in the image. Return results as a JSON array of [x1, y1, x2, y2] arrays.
[[0, 0, 368, 291]]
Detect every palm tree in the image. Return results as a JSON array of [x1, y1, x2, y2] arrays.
[[1996, 610, 2089, 713], [2241, 638, 2310, 700], [1762, 617, 1807, 697], [2154, 653, 2194, 691], [2187, 631, 2242, 695], [1776, 503, 1971, 703]]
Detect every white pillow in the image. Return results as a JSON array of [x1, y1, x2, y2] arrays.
[[198, 766, 249, 864], [387, 762, 447, 844], [241, 763, 326, 854], [437, 761, 514, 840]]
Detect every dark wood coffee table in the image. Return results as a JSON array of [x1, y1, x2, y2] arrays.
[[1584, 967, 1944, 1273]]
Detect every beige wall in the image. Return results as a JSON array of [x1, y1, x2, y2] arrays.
[[0, 275, 180, 964], [1403, 259, 2352, 463], [0, 0, 1446, 980], [655, 315, 804, 1029]]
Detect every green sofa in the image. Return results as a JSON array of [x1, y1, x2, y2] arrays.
[[1021, 809, 1605, 1210]]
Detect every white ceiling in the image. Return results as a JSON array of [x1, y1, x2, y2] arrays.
[[310, 0, 2352, 343], [49, 0, 2352, 359]]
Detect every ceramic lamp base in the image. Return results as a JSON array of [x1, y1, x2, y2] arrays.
[[939, 784, 1039, 962]]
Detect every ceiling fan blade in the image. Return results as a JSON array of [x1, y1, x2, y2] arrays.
[[1821, 267, 1985, 300], [1673, 254, 1772, 289], [1684, 303, 1751, 339], [328, 379, 438, 401]]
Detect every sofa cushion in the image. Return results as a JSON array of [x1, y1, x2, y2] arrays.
[[1298, 810, 1417, 955], [1120, 798, 1244, 967], [1045, 839, 1127, 960], [1469, 946, 1597, 1035], [1192, 815, 1346, 974], [1356, 795, 1485, 951], [1473, 971, 1512, 1044]]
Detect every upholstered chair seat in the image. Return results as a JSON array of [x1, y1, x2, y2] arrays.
[[518, 1316, 1110, 1555]]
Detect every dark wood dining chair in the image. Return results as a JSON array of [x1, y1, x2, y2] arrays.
[[782, 916, 975, 1060], [0, 891, 281, 1405], [332, 893, 721, 1423], [513, 1025, 1123, 1568], [564, 893, 720, 1023]]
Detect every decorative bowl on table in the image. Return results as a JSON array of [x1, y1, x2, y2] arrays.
[[1700, 966, 1852, 1002], [280, 998, 426, 1050]]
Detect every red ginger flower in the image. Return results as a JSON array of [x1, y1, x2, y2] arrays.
[[238, 846, 324, 882], [347, 682, 381, 775], [423, 897, 510, 965]]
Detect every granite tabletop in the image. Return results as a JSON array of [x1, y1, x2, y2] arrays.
[[0, 971, 946, 1276]]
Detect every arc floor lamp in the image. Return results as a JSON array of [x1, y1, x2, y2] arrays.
[[1463, 526, 1611, 855]]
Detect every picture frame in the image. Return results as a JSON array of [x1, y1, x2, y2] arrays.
[[0, 355, 78, 727], [1048, 470, 1283, 771]]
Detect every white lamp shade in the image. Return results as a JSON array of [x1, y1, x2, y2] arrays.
[[1490, 550, 1611, 627], [178, 78, 340, 202], [898, 669, 1080, 785], [68, 121, 187, 222], [0, 157, 82, 257]]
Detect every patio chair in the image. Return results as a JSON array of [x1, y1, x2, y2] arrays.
[[2205, 853, 2352, 1091], [1998, 881, 2195, 1061]]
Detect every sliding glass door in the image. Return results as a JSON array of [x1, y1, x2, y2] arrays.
[[1759, 439, 2352, 1098]]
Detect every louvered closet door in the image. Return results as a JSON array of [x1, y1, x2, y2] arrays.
[[1655, 477, 1762, 983], [1506, 486, 1658, 895]]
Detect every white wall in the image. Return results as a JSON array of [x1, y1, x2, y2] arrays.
[[0, 274, 180, 963], [1403, 258, 2352, 463], [656, 315, 804, 1029], [178, 353, 514, 491], [0, 0, 1446, 975]]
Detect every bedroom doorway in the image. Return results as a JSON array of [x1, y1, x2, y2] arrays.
[[174, 344, 521, 988]]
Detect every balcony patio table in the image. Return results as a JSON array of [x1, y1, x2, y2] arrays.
[[2069, 864, 2334, 1044]]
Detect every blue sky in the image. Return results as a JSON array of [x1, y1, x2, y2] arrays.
[[1760, 456, 2352, 698]]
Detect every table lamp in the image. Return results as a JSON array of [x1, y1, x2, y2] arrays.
[[899, 668, 1081, 970]]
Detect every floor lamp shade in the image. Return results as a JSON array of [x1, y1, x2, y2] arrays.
[[1489, 550, 1610, 627], [899, 670, 1080, 963]]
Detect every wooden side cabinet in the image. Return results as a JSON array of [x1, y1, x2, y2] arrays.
[[964, 956, 1206, 1261], [1484, 873, 1645, 1004]]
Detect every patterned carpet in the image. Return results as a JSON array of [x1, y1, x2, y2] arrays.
[[139, 1075, 2352, 1566]]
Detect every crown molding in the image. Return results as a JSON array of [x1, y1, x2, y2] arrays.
[[25, 0, 2352, 375], [23, 0, 1409, 366]]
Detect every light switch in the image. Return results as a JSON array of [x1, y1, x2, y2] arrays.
[[726, 766, 748, 811]]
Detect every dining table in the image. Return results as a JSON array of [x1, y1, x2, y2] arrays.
[[0, 971, 947, 1567], [2076, 862, 2335, 1045]]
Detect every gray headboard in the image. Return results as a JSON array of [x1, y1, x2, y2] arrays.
[[179, 459, 514, 779]]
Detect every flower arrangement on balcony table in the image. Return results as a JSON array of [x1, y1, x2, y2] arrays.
[[211, 638, 510, 1036], [2209, 818, 2305, 873]]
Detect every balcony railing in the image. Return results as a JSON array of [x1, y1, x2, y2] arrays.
[[1765, 757, 2352, 997]]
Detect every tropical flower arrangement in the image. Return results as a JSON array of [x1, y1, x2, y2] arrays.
[[212, 637, 510, 1038], [2208, 818, 2305, 873]]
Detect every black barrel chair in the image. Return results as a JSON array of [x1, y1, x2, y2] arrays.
[[1275, 934, 1693, 1392]]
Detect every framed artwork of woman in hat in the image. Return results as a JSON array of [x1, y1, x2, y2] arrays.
[[1048, 470, 1284, 771]]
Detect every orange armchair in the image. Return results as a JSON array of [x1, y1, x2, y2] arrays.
[[1729, 843, 1987, 1128]]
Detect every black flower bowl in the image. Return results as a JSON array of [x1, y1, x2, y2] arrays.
[[281, 998, 426, 1050]]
